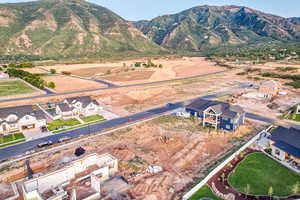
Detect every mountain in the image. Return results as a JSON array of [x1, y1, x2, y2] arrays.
[[0, 0, 164, 58], [134, 5, 300, 51]]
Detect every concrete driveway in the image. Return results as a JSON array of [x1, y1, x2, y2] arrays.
[[23, 129, 52, 141]]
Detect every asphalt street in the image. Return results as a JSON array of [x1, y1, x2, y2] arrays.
[[0, 86, 274, 162]]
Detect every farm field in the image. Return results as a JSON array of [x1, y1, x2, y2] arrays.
[[42, 75, 106, 93], [229, 153, 300, 197], [41, 57, 227, 85], [0, 80, 36, 97]]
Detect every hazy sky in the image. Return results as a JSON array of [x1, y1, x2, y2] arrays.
[[1, 0, 299, 20]]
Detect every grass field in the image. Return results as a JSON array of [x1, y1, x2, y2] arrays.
[[229, 153, 300, 197], [189, 185, 222, 200], [81, 115, 105, 123], [0, 81, 35, 96], [0, 133, 26, 148], [47, 119, 81, 131]]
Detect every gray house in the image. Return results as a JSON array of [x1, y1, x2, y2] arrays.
[[186, 99, 245, 131]]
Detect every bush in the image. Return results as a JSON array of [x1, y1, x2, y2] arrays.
[[50, 69, 56, 74], [48, 81, 56, 89], [61, 71, 71, 75]]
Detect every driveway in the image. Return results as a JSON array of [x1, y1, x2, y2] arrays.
[[23, 129, 52, 141]]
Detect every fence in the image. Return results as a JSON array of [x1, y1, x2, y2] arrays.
[[182, 126, 272, 200]]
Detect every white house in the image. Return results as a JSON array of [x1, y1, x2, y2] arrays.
[[22, 153, 118, 200], [0, 72, 9, 79], [296, 104, 300, 115], [56, 96, 102, 120], [0, 105, 46, 135]]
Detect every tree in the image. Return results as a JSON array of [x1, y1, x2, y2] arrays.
[[268, 186, 274, 199], [106, 70, 111, 75], [50, 69, 56, 74], [48, 82, 56, 89]]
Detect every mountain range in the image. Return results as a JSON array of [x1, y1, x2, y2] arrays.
[[0, 0, 299, 59]]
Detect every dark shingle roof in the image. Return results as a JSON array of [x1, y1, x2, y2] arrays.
[[270, 126, 300, 158], [65, 96, 99, 108], [186, 99, 244, 119], [57, 103, 74, 112], [0, 105, 45, 124]]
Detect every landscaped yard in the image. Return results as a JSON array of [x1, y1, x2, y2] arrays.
[[0, 133, 25, 148], [0, 81, 35, 96], [189, 185, 222, 200], [229, 153, 300, 197], [291, 113, 300, 122], [81, 115, 105, 123], [47, 119, 81, 131]]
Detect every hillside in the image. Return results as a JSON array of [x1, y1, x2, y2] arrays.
[[0, 0, 164, 59], [134, 5, 300, 51]]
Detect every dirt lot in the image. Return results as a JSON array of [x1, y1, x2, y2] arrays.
[[0, 116, 261, 200], [43, 75, 106, 93], [22, 67, 48, 74], [41, 57, 227, 86]]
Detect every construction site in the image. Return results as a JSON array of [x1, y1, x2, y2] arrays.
[[0, 115, 262, 200]]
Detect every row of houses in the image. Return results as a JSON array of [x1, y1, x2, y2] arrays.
[[0, 96, 102, 135]]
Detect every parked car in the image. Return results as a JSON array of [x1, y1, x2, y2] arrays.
[[166, 103, 173, 107], [37, 141, 53, 148], [58, 137, 71, 143], [41, 126, 48, 132]]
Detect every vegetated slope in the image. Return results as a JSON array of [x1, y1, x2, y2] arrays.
[[0, 0, 164, 59], [134, 5, 300, 51]]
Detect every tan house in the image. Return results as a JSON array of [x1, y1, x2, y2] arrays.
[[0, 105, 46, 135], [258, 80, 281, 98]]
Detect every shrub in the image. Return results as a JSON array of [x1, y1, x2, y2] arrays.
[[50, 69, 56, 74], [48, 81, 56, 89], [61, 71, 71, 75]]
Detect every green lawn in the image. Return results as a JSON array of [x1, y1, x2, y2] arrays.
[[81, 115, 105, 123], [291, 113, 300, 122], [47, 119, 81, 131], [0, 81, 35, 96], [229, 153, 300, 197], [0, 133, 26, 148], [189, 185, 222, 200]]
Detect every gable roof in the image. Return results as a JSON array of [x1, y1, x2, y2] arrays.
[[65, 96, 99, 108], [57, 103, 74, 112], [186, 99, 244, 119], [270, 126, 300, 158], [0, 105, 45, 123]]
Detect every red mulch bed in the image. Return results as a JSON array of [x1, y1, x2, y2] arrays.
[[206, 148, 300, 200]]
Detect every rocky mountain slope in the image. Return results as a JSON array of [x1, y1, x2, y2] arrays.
[[134, 5, 300, 51], [0, 0, 163, 58]]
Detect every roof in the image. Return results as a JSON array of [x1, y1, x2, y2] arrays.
[[186, 99, 244, 119], [65, 96, 99, 108], [270, 126, 300, 158], [0, 105, 45, 123], [57, 103, 74, 112]]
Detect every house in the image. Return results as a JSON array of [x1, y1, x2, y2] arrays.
[[186, 99, 245, 131], [56, 96, 102, 119], [0, 71, 9, 79], [296, 104, 300, 115], [258, 80, 281, 98], [0, 105, 46, 135], [22, 153, 118, 200], [269, 126, 300, 167]]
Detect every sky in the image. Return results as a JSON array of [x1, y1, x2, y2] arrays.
[[0, 0, 299, 21]]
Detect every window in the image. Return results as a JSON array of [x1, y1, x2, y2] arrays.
[[275, 149, 281, 156], [226, 125, 231, 130]]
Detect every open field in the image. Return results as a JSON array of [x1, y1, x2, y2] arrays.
[[41, 57, 227, 85], [229, 153, 300, 197], [42, 75, 106, 93], [22, 67, 48, 74], [0, 80, 36, 97], [0, 115, 260, 200]]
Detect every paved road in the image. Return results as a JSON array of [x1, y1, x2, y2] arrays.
[[0, 86, 274, 162], [0, 67, 242, 104]]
